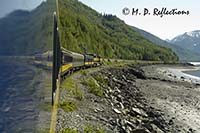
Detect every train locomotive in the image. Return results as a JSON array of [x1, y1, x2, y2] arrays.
[[52, 12, 102, 105]]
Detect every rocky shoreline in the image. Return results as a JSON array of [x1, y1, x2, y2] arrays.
[[56, 64, 200, 132]]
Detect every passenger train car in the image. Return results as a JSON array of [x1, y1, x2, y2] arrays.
[[52, 12, 102, 105], [60, 48, 102, 77], [61, 47, 84, 76]]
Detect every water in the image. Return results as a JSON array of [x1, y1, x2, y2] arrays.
[[0, 59, 47, 132], [184, 70, 200, 78]]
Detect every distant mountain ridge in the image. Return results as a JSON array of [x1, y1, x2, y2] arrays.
[[133, 27, 200, 61], [169, 30, 200, 55], [171, 30, 200, 43]]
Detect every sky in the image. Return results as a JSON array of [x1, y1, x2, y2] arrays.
[[0, 0, 46, 18], [79, 0, 200, 40]]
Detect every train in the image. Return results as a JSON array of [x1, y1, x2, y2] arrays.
[[52, 12, 102, 105], [61, 48, 102, 77]]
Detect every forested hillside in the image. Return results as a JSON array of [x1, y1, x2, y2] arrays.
[[0, 0, 55, 55], [0, 0, 178, 62], [58, 0, 178, 62]]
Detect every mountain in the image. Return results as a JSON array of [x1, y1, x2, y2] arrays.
[[0, 0, 55, 55], [0, 0, 178, 62], [165, 39, 171, 42], [58, 0, 178, 62], [133, 27, 200, 61], [170, 30, 200, 55]]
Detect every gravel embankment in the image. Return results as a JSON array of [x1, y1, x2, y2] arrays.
[[56, 64, 200, 133]]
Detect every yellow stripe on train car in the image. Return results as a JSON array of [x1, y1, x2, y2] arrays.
[[93, 58, 99, 62], [85, 62, 90, 65], [61, 63, 73, 72], [85, 62, 94, 65]]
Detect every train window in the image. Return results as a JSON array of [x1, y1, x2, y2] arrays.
[[64, 55, 73, 63], [62, 55, 65, 64]]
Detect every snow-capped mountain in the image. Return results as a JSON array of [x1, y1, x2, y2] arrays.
[[165, 39, 171, 42], [133, 27, 200, 61], [169, 30, 200, 54]]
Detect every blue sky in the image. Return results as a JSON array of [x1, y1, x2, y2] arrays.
[[79, 0, 200, 39], [0, 0, 46, 18]]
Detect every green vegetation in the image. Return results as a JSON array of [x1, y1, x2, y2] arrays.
[[61, 78, 84, 100], [114, 62, 128, 68], [84, 125, 105, 133], [80, 70, 88, 76], [61, 78, 74, 88], [59, 100, 78, 112], [58, 0, 178, 62], [82, 77, 104, 97], [0, 0, 179, 62], [61, 128, 79, 133], [102, 59, 112, 66], [93, 74, 107, 87]]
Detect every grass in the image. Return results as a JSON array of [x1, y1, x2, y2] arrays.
[[102, 59, 129, 67], [103, 59, 166, 67], [61, 78, 84, 100], [61, 78, 74, 89], [114, 62, 128, 68], [59, 100, 78, 112], [61, 128, 79, 133], [84, 125, 105, 133], [102, 59, 112, 66], [80, 70, 88, 76], [81, 77, 104, 97], [93, 74, 108, 88]]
